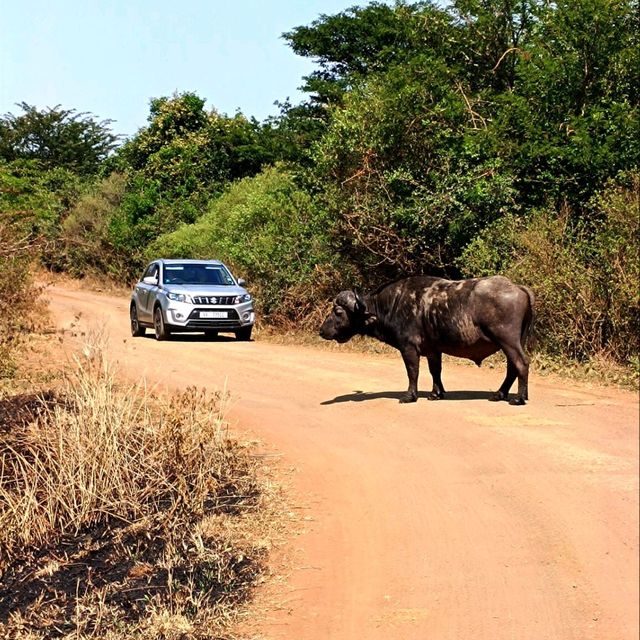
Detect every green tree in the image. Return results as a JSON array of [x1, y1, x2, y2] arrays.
[[286, 0, 638, 278], [0, 103, 119, 175], [313, 55, 518, 277], [484, 0, 640, 208], [260, 100, 328, 166], [115, 92, 276, 207], [451, 0, 540, 90], [283, 2, 457, 106]]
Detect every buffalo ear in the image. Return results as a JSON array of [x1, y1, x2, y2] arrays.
[[354, 290, 377, 326], [335, 290, 357, 313]]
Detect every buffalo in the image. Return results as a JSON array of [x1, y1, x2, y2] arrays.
[[319, 276, 534, 405]]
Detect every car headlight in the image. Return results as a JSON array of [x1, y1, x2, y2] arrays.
[[167, 292, 193, 303], [234, 293, 252, 304]]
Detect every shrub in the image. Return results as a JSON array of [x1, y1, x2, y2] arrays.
[[458, 173, 639, 365], [586, 173, 640, 362], [150, 166, 347, 326], [0, 346, 271, 638], [61, 172, 129, 278], [0, 222, 40, 377], [0, 160, 81, 241]]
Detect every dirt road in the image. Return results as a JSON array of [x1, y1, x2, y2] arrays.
[[46, 284, 638, 640]]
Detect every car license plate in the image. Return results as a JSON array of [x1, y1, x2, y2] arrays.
[[200, 311, 227, 319]]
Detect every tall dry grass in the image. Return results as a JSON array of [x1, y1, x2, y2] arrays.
[[0, 342, 275, 639], [0, 222, 42, 378]]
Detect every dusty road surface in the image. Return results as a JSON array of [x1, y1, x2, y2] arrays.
[[46, 284, 638, 640]]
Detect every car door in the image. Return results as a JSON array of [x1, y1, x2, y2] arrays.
[[136, 263, 159, 321]]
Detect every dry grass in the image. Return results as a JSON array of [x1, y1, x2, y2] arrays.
[[0, 226, 46, 379], [0, 341, 281, 639]]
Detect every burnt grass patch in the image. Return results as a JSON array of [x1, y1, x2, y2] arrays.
[[0, 522, 265, 638], [0, 353, 272, 639]]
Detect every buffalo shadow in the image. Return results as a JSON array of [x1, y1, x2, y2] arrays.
[[321, 389, 498, 405]]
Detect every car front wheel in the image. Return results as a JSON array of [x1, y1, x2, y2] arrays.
[[153, 306, 171, 341], [130, 303, 145, 337], [235, 326, 252, 341]]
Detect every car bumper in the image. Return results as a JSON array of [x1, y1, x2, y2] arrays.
[[165, 301, 255, 330]]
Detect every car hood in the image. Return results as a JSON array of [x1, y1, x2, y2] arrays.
[[162, 284, 249, 298]]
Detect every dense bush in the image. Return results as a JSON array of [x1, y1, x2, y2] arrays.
[[0, 221, 40, 377], [60, 173, 131, 278], [0, 160, 76, 375], [458, 173, 639, 363], [305, 0, 638, 280], [1, 1, 638, 372], [0, 160, 81, 238], [312, 59, 520, 276], [150, 166, 347, 324]]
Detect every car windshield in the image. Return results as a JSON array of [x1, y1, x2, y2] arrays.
[[162, 264, 235, 286]]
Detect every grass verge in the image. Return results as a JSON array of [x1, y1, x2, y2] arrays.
[[0, 344, 279, 639]]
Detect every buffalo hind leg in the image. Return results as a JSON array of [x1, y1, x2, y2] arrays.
[[490, 343, 529, 405], [427, 353, 445, 400], [489, 360, 517, 403], [400, 346, 420, 403]]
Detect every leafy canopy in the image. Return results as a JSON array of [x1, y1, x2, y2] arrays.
[[0, 103, 119, 175]]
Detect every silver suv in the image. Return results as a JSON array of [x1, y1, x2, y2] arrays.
[[130, 259, 255, 341]]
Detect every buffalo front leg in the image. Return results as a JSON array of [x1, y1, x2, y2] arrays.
[[399, 346, 420, 403], [427, 353, 445, 400]]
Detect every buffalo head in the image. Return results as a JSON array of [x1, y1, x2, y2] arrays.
[[319, 290, 376, 343]]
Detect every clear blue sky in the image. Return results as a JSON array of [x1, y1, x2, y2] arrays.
[[0, 0, 385, 138]]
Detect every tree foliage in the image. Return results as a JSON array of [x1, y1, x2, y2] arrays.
[[1, 1, 638, 367], [299, 0, 639, 282], [117, 93, 272, 187], [0, 103, 118, 175], [150, 166, 345, 324], [283, 2, 458, 105]]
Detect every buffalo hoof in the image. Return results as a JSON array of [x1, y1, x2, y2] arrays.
[[427, 392, 444, 401], [509, 396, 526, 406], [489, 391, 507, 402], [399, 393, 418, 404]]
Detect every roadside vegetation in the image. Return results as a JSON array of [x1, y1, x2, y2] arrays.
[[0, 1, 637, 636], [1, 0, 637, 379], [0, 115, 279, 639], [0, 220, 42, 378], [0, 341, 280, 639]]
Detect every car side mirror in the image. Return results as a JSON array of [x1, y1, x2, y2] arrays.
[[237, 278, 246, 287], [143, 276, 158, 285]]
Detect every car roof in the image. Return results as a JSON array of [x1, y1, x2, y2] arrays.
[[157, 259, 224, 266]]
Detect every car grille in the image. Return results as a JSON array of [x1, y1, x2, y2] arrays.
[[185, 308, 241, 328], [186, 319, 242, 328], [192, 295, 236, 305]]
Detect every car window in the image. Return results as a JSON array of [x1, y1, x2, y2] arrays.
[[142, 263, 158, 279], [163, 264, 235, 285]]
